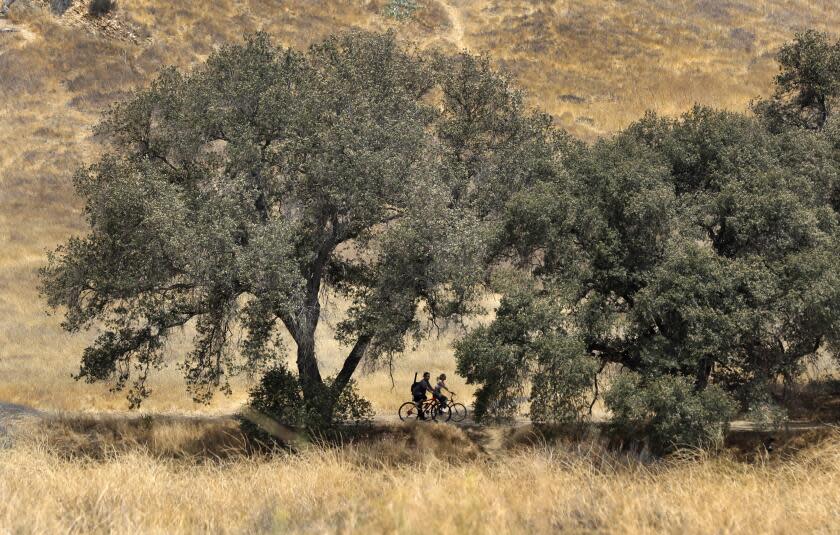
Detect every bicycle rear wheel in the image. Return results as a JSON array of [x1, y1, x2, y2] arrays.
[[398, 401, 420, 421], [449, 403, 467, 422]]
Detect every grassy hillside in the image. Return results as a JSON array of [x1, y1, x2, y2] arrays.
[[1, 0, 839, 412]]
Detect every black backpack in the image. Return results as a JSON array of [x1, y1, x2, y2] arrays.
[[410, 372, 424, 397]]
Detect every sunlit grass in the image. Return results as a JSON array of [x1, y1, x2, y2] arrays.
[[1, 419, 839, 534]]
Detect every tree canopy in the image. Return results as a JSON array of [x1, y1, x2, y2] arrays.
[[457, 102, 840, 448], [754, 30, 840, 132], [40, 31, 554, 419]]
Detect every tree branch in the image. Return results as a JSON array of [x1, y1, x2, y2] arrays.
[[333, 334, 373, 393]]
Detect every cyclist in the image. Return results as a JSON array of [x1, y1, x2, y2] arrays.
[[411, 371, 434, 419], [433, 373, 455, 413]]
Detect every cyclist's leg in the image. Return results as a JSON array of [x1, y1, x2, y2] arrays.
[[434, 393, 447, 414], [413, 394, 426, 419]]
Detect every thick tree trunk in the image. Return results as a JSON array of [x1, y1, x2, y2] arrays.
[[694, 357, 713, 391], [293, 300, 326, 408], [296, 331, 323, 394], [279, 303, 328, 419], [283, 235, 373, 423]]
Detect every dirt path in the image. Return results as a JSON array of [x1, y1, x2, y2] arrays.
[[1, 400, 834, 455], [0, 402, 41, 447], [439, 0, 465, 50], [0, 16, 36, 48]]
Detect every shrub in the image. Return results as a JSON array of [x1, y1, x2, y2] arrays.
[[456, 288, 600, 423], [50, 0, 73, 15], [239, 365, 373, 444], [605, 373, 736, 455], [88, 0, 114, 17], [384, 0, 420, 20]]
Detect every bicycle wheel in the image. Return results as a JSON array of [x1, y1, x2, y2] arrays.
[[398, 401, 420, 421], [437, 402, 453, 422], [449, 403, 467, 422], [422, 401, 438, 421]]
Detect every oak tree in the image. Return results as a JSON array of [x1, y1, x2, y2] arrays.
[[40, 32, 553, 422]]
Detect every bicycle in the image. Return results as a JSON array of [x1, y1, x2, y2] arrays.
[[398, 394, 468, 423], [435, 394, 468, 422], [398, 397, 440, 421]]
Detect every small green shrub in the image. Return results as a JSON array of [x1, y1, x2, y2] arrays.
[[605, 373, 736, 455], [239, 365, 374, 444], [50, 0, 73, 15], [88, 0, 114, 17], [384, 0, 420, 20]]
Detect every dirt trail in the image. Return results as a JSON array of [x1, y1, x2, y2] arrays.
[[0, 402, 41, 447], [1, 400, 834, 455], [0, 16, 36, 48], [439, 0, 465, 50]]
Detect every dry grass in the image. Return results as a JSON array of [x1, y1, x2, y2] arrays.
[[1, 417, 839, 534], [2, 0, 840, 415]]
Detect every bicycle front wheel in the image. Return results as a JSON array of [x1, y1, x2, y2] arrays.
[[398, 401, 420, 421], [449, 403, 467, 422]]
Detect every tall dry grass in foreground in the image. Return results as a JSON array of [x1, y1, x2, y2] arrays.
[[1, 419, 839, 534]]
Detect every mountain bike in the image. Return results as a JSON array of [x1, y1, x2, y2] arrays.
[[436, 394, 468, 422], [398, 395, 468, 422], [398, 397, 439, 421]]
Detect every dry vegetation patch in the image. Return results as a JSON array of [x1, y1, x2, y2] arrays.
[[2, 417, 839, 533]]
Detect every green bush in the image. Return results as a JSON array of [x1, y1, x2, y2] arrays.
[[384, 0, 420, 20], [456, 289, 600, 424], [528, 336, 600, 424], [50, 0, 73, 15], [239, 365, 373, 443], [605, 373, 736, 454], [88, 0, 114, 17]]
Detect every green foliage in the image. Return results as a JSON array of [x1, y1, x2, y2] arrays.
[[88, 0, 114, 17], [753, 30, 840, 131], [384, 0, 420, 20], [605, 373, 736, 454], [461, 47, 840, 448], [456, 288, 599, 423], [240, 365, 373, 439], [50, 0, 73, 15]]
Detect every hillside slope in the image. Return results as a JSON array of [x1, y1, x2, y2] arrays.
[[1, 0, 838, 411]]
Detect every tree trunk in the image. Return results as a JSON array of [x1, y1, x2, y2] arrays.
[[279, 305, 329, 420], [694, 357, 713, 391], [296, 330, 323, 397]]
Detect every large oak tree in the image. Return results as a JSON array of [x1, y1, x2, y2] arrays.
[[40, 32, 555, 418]]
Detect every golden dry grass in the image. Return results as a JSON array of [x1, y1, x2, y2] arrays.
[[2, 0, 840, 415], [2, 417, 839, 534]]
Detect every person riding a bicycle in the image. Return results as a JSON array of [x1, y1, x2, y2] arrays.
[[411, 371, 434, 419], [433, 373, 454, 412], [400, 372, 466, 422]]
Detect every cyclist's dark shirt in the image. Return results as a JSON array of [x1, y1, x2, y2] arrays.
[[418, 378, 433, 393]]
